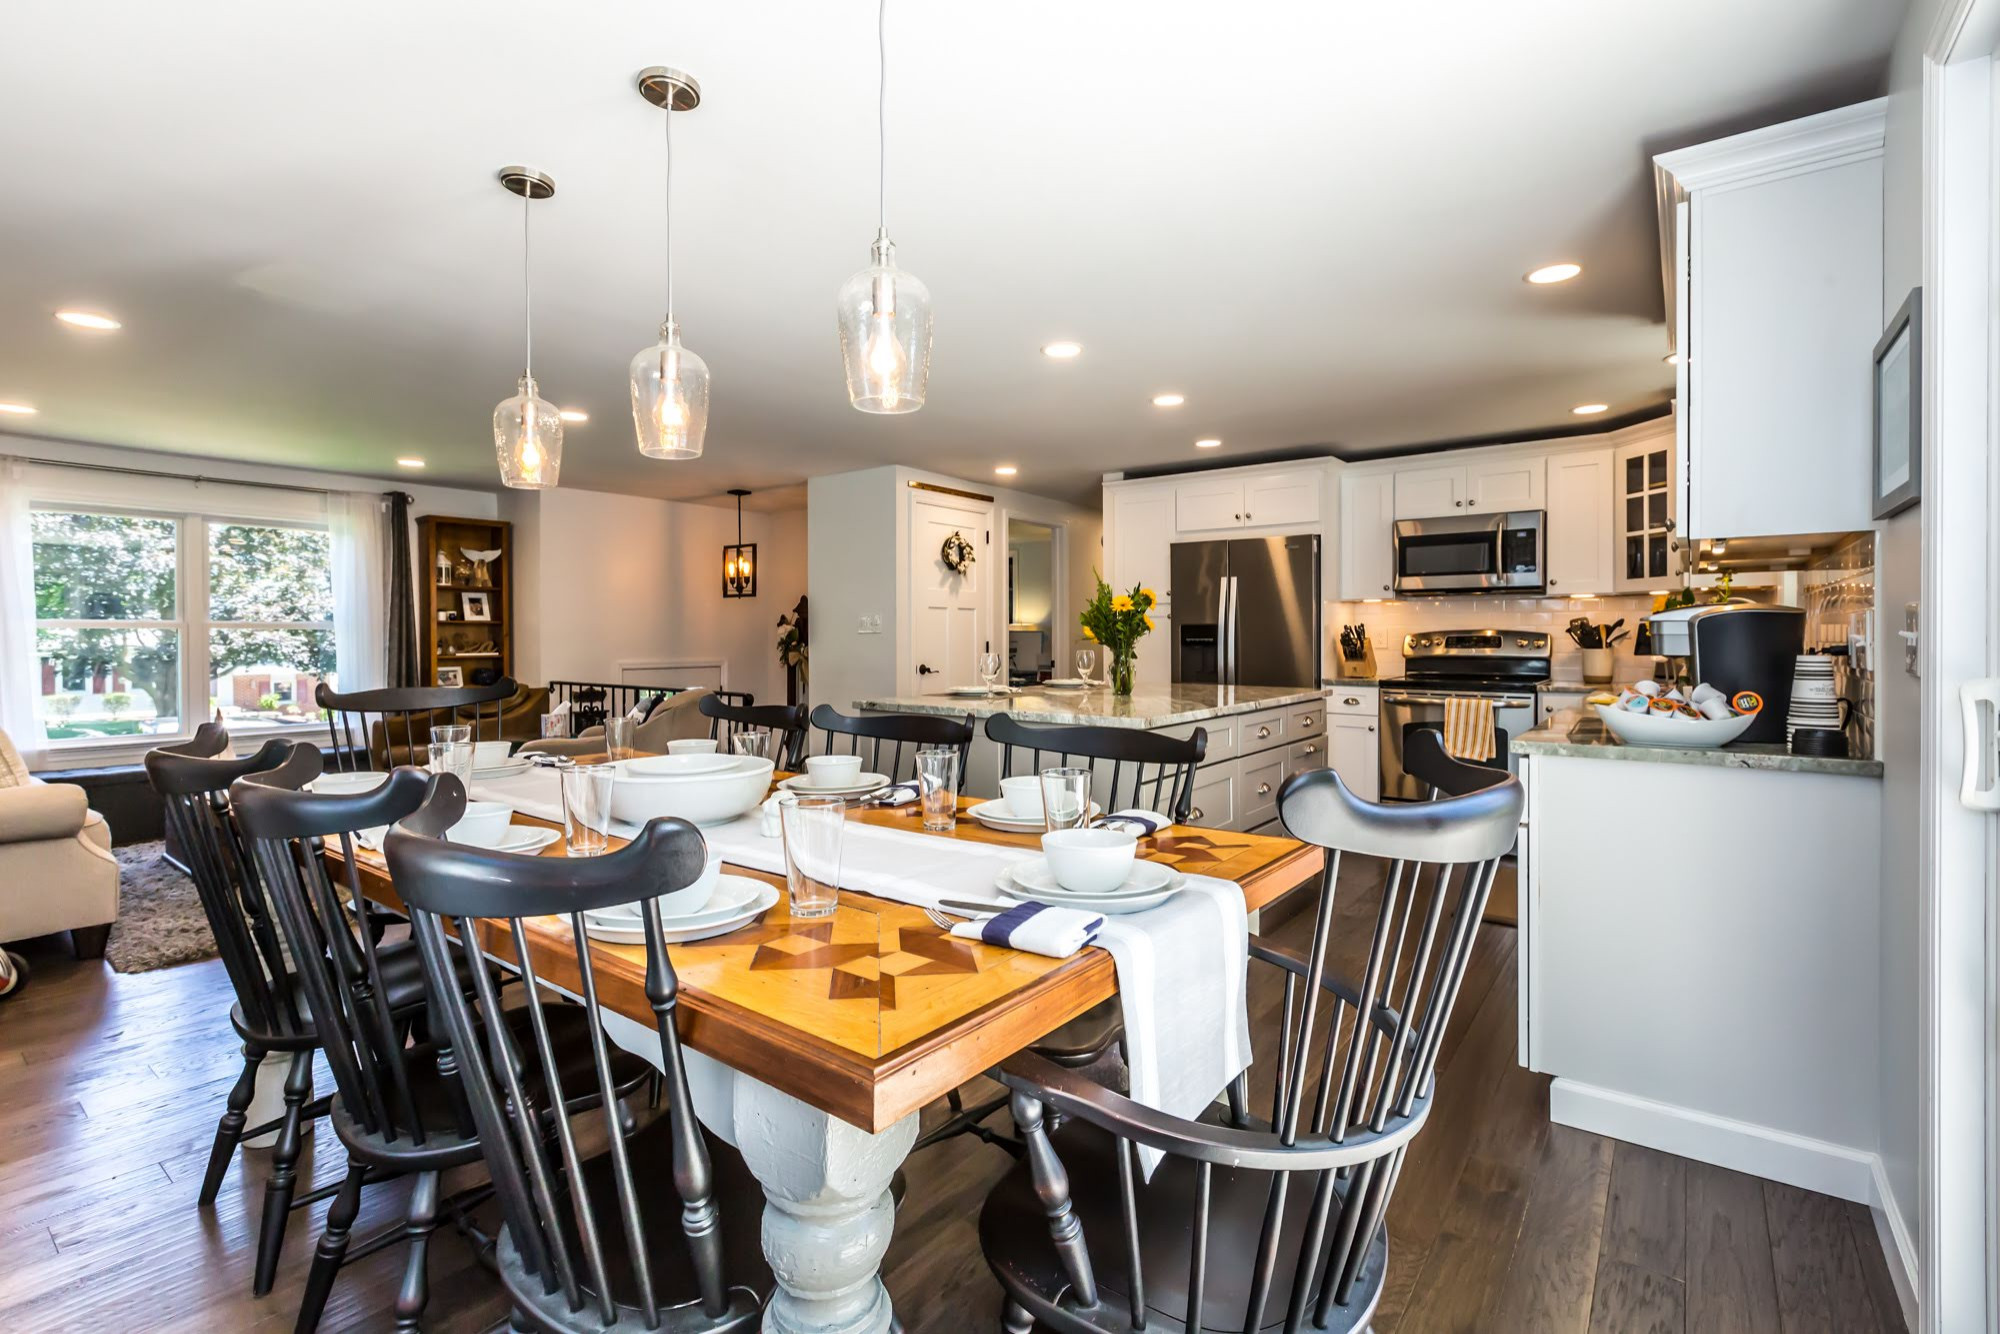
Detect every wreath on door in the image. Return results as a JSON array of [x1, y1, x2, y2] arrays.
[[940, 531, 977, 573]]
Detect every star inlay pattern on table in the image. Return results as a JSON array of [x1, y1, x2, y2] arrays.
[[1146, 832, 1247, 866], [747, 919, 986, 1009]]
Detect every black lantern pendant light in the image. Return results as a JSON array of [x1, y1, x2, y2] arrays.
[[722, 489, 756, 598]]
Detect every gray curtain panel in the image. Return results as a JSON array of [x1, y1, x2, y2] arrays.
[[384, 491, 421, 688]]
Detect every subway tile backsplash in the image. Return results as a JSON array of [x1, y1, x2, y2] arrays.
[[1327, 593, 1661, 682]]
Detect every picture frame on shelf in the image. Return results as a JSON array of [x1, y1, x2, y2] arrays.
[[436, 666, 464, 688], [460, 591, 493, 622], [1871, 286, 1921, 519]]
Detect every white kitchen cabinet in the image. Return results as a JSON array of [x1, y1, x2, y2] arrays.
[[1339, 471, 1396, 600], [1612, 431, 1676, 594], [1393, 465, 1464, 519], [1544, 450, 1613, 595], [1536, 688, 1588, 730], [1328, 714, 1379, 803], [1110, 484, 1175, 609], [1188, 760, 1236, 831], [1242, 469, 1322, 528], [1173, 476, 1246, 532], [1656, 101, 1884, 539], [1466, 455, 1546, 514]]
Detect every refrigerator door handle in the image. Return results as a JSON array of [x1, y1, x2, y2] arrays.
[[1219, 576, 1235, 685]]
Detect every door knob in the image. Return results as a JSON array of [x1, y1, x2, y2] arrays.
[[917, 663, 937, 676]]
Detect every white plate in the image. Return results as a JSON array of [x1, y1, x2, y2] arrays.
[[1010, 857, 1179, 899], [777, 772, 890, 799], [943, 685, 1014, 696], [967, 799, 1102, 832], [487, 825, 560, 854], [995, 863, 1184, 914], [472, 760, 532, 780], [1040, 678, 1091, 689], [310, 771, 388, 795], [584, 876, 779, 944]]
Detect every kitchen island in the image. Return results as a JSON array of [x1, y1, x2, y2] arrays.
[[1510, 710, 1884, 1210], [855, 683, 1328, 833]]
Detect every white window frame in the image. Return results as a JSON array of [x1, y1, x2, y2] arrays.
[[29, 501, 336, 767]]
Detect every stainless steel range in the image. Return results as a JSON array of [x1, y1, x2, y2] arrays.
[[1378, 629, 1551, 801]]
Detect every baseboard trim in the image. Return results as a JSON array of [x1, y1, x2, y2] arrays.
[[1867, 1156, 1920, 1331], [1548, 1078, 1875, 1202]]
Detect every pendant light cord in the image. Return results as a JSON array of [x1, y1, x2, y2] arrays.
[[664, 93, 675, 324], [877, 0, 888, 233], [521, 189, 533, 379]]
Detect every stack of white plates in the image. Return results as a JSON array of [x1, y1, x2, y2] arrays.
[[1785, 654, 1843, 745], [966, 800, 1100, 833], [996, 858, 1186, 914], [776, 771, 890, 800], [582, 875, 779, 944]]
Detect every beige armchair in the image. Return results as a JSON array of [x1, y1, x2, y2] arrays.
[[0, 729, 119, 958], [519, 688, 714, 760]]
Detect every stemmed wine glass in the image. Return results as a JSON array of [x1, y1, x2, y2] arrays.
[[978, 651, 1003, 695], [1076, 647, 1097, 685]]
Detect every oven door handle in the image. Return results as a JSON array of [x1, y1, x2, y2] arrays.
[[1381, 692, 1535, 708]]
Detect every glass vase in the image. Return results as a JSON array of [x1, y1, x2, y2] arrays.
[[1110, 647, 1136, 696]]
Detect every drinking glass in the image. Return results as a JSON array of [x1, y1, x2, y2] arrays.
[[427, 740, 472, 783], [561, 763, 617, 857], [732, 729, 772, 761], [915, 747, 960, 833], [431, 724, 471, 747], [604, 716, 636, 761], [979, 651, 1003, 694], [1040, 766, 1094, 831], [779, 794, 845, 918], [1076, 648, 1097, 684]]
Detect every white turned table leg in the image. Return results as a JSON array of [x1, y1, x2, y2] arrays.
[[732, 1075, 918, 1334]]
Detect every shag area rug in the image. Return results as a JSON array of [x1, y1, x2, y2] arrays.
[[106, 841, 219, 974]]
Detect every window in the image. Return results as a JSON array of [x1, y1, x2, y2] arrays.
[[31, 508, 337, 747]]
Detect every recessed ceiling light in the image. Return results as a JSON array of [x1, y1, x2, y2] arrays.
[[1571, 403, 1609, 415], [558, 408, 588, 423], [55, 310, 121, 331], [1194, 438, 1222, 449], [1041, 342, 1081, 359], [396, 457, 426, 469], [1525, 263, 1582, 285], [1151, 393, 1185, 408], [1663, 352, 1682, 365], [994, 465, 1018, 477], [0, 402, 38, 415]]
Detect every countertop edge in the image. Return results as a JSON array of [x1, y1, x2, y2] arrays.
[[853, 684, 1328, 729], [1510, 729, 1884, 778]]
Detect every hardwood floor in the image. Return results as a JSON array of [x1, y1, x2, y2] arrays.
[[0, 856, 1904, 1332]]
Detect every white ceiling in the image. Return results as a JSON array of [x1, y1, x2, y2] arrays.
[[0, 2, 1900, 506]]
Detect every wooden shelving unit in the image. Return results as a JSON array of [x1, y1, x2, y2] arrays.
[[418, 515, 513, 687]]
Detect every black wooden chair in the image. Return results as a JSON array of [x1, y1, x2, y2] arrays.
[[979, 764, 1523, 1333], [315, 678, 517, 772], [985, 715, 1208, 822], [229, 750, 652, 1332], [384, 776, 770, 1332], [807, 703, 973, 785], [146, 730, 341, 1296], [698, 694, 808, 768]]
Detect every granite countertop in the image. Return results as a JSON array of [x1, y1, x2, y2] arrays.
[[1512, 711, 1883, 778], [853, 683, 1325, 730]]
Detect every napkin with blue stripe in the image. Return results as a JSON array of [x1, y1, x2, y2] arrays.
[[1092, 808, 1169, 834], [949, 901, 1102, 957]]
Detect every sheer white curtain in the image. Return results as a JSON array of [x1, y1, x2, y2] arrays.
[[328, 491, 387, 692], [0, 461, 48, 764]]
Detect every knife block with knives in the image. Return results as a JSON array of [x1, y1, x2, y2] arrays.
[[1336, 623, 1378, 680]]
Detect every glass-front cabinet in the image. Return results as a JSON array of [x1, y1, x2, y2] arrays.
[[1613, 433, 1676, 594]]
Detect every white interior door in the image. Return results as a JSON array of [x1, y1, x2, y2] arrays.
[[907, 491, 993, 695]]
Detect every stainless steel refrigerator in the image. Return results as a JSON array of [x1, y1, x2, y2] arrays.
[[1170, 535, 1321, 686]]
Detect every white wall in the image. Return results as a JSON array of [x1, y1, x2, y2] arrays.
[[503, 487, 806, 706]]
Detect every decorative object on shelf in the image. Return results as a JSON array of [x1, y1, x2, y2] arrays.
[[1079, 574, 1156, 697], [630, 66, 711, 462], [437, 666, 464, 688], [837, 0, 932, 413], [461, 591, 493, 622], [722, 488, 757, 598], [435, 550, 454, 587], [493, 166, 563, 489], [777, 594, 809, 706], [940, 530, 976, 573], [460, 547, 502, 587], [1872, 286, 1921, 519]]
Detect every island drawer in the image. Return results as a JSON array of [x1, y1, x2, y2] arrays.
[[1187, 760, 1237, 830], [1326, 688, 1378, 718], [1165, 716, 1237, 765], [1286, 735, 1325, 777], [1239, 709, 1288, 754], [1240, 752, 1287, 829], [1289, 704, 1327, 740]]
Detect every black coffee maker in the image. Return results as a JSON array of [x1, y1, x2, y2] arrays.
[[1648, 604, 1805, 745]]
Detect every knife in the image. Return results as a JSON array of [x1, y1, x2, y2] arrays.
[[939, 898, 1010, 916]]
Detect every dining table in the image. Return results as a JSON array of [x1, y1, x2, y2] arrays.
[[329, 772, 1323, 1334]]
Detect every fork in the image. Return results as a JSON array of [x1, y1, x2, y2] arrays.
[[921, 907, 957, 930]]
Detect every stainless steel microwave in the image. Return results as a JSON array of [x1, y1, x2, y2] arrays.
[[1392, 510, 1546, 594]]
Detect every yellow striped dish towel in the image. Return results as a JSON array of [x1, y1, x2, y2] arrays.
[[1442, 697, 1496, 762]]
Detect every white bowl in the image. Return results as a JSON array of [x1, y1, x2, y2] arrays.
[[1594, 703, 1756, 750], [666, 738, 720, 756], [472, 740, 515, 769], [449, 801, 516, 848], [610, 757, 775, 826], [590, 849, 723, 922], [999, 775, 1045, 820], [625, 753, 738, 778], [805, 754, 863, 789], [1041, 827, 1139, 894], [310, 771, 388, 795]]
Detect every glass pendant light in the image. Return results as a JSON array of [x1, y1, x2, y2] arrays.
[[838, 0, 932, 413], [493, 167, 562, 489], [631, 67, 711, 461]]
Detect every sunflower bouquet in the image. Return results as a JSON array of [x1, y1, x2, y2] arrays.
[[1078, 574, 1157, 695]]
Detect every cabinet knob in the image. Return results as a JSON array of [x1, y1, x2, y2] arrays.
[[1343, 697, 1359, 706], [1303, 744, 1317, 755], [1367, 725, 1375, 732], [1256, 726, 1271, 739], [1455, 500, 1465, 507], [1244, 513, 1252, 521], [1233, 513, 1242, 521], [1549, 579, 1558, 587], [1256, 783, 1272, 796], [1381, 584, 1390, 592], [1190, 807, 1204, 822]]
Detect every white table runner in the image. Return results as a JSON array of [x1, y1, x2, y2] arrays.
[[467, 772, 1253, 1174]]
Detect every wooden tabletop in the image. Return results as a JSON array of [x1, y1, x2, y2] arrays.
[[333, 786, 1322, 1132]]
